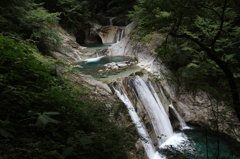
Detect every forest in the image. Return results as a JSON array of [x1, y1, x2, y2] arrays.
[[0, 0, 240, 158]]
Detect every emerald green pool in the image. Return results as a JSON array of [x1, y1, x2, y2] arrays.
[[81, 43, 114, 49], [158, 127, 240, 159], [73, 56, 141, 82]]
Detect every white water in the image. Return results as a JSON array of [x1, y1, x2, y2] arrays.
[[112, 77, 192, 159], [112, 83, 156, 159], [116, 29, 120, 43], [116, 29, 124, 43], [134, 78, 173, 144], [109, 17, 115, 26], [159, 86, 167, 101], [120, 29, 124, 41], [84, 56, 104, 63], [169, 104, 190, 130]]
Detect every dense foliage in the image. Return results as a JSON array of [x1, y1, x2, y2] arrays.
[[0, 0, 62, 54], [130, 0, 240, 121], [0, 0, 136, 53], [0, 35, 135, 158], [0, 0, 141, 158]]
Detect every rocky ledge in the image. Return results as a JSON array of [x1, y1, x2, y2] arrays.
[[101, 60, 137, 72]]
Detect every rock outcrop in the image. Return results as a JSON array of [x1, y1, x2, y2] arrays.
[[51, 26, 86, 62], [98, 26, 119, 43]]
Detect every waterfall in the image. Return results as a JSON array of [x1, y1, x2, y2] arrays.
[[116, 29, 120, 43], [116, 29, 124, 43], [112, 77, 191, 159], [120, 29, 124, 41], [159, 85, 167, 101], [111, 82, 156, 159], [134, 78, 173, 144], [84, 56, 104, 63], [169, 104, 189, 129], [109, 17, 115, 26]]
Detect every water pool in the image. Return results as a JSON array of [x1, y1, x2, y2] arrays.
[[81, 43, 114, 49], [156, 127, 240, 159], [73, 56, 141, 82]]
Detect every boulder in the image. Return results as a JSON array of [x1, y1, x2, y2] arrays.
[[112, 66, 119, 70], [117, 63, 127, 67]]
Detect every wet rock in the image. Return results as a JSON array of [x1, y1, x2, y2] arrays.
[[112, 66, 119, 70], [117, 63, 127, 67]]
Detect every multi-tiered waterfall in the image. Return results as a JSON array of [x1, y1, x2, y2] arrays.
[[112, 77, 189, 159]]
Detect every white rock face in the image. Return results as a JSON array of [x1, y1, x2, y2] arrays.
[[51, 26, 84, 62], [98, 26, 119, 43]]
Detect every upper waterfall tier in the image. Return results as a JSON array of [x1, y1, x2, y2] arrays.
[[97, 26, 125, 44], [109, 17, 115, 26]]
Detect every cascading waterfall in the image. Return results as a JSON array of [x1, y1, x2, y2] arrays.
[[120, 29, 124, 41], [116, 29, 124, 43], [111, 82, 156, 159], [116, 29, 120, 43], [112, 77, 193, 159], [109, 17, 115, 26], [158, 84, 167, 101], [169, 104, 189, 129], [134, 78, 173, 144]]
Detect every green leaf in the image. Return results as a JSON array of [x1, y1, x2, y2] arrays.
[[42, 112, 60, 115], [62, 147, 73, 158], [0, 128, 14, 138], [67, 136, 74, 143], [186, 63, 200, 68], [80, 137, 92, 145], [35, 112, 60, 128]]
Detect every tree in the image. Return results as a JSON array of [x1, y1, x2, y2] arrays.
[[132, 0, 240, 121], [0, 0, 61, 54]]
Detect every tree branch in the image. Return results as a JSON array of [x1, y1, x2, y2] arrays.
[[169, 32, 211, 53], [211, 0, 228, 51], [169, 31, 240, 122]]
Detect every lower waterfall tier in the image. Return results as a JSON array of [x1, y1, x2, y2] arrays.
[[112, 76, 240, 159]]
